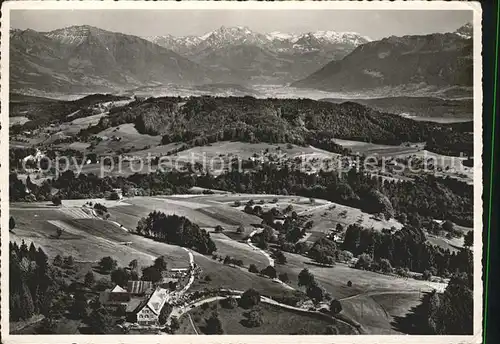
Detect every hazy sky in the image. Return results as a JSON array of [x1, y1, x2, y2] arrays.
[[11, 10, 472, 40]]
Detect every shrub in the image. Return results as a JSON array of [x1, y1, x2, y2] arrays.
[[245, 309, 264, 328], [108, 191, 120, 200], [52, 196, 62, 206], [379, 258, 393, 273], [261, 265, 277, 279], [355, 253, 373, 270], [84, 271, 95, 288], [239, 288, 261, 309], [220, 297, 238, 309], [422, 270, 432, 281], [248, 264, 259, 273], [298, 268, 315, 288], [278, 272, 290, 283], [233, 200, 241, 207], [63, 256, 74, 268], [205, 312, 224, 334], [170, 316, 180, 333], [214, 225, 224, 233], [330, 299, 342, 314], [347, 280, 352, 287], [98, 256, 117, 273]]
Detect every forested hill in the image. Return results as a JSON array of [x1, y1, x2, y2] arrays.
[[78, 96, 472, 156]]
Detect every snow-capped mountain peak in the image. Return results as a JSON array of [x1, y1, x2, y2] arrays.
[[454, 22, 472, 39], [141, 25, 370, 55]]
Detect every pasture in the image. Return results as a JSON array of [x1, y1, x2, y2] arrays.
[[93, 124, 162, 154], [10, 116, 30, 127], [178, 301, 342, 335], [110, 196, 262, 229]]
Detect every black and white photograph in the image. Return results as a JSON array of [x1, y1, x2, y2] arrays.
[[1, 1, 482, 342]]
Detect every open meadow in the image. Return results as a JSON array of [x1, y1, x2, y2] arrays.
[[9, 192, 450, 335], [177, 301, 349, 335]]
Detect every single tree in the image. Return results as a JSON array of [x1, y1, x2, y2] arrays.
[[205, 312, 224, 334], [261, 265, 277, 279], [278, 272, 290, 283], [64, 256, 74, 268], [330, 299, 343, 314], [9, 216, 16, 231], [87, 308, 113, 334], [298, 268, 315, 288], [129, 259, 138, 271], [464, 231, 473, 248], [98, 256, 117, 273], [53, 255, 63, 267], [248, 264, 259, 273], [306, 282, 325, 303], [52, 195, 62, 206], [141, 266, 162, 283], [245, 309, 264, 328], [170, 316, 180, 333], [84, 271, 95, 288], [154, 256, 168, 272], [239, 288, 261, 309], [221, 297, 238, 309], [111, 268, 130, 287]]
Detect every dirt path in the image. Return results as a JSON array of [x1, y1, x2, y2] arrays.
[[248, 229, 274, 267], [187, 313, 198, 335]]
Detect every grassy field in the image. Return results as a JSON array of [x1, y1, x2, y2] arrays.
[[302, 202, 403, 242], [10, 116, 30, 127], [9, 202, 189, 269], [10, 195, 449, 335], [110, 196, 262, 229], [93, 124, 162, 155], [191, 253, 292, 299], [178, 301, 340, 335], [333, 139, 423, 157], [210, 233, 270, 269]]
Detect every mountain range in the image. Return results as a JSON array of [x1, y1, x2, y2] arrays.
[[10, 23, 472, 97], [292, 23, 473, 96]]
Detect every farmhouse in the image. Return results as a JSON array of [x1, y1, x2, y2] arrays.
[[99, 285, 131, 307], [129, 287, 170, 326]]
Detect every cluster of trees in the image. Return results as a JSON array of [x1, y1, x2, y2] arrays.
[[343, 224, 473, 277], [10, 154, 472, 228], [10, 93, 128, 134], [76, 96, 470, 157], [201, 166, 472, 226], [9, 241, 59, 321], [308, 237, 338, 265], [222, 255, 244, 267], [297, 268, 342, 312], [394, 258, 473, 334], [136, 212, 216, 254]]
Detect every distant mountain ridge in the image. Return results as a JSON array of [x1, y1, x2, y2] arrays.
[[10, 25, 219, 95], [292, 26, 473, 96], [143, 26, 371, 55], [143, 26, 371, 83]]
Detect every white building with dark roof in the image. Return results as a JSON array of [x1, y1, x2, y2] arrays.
[[130, 287, 170, 326]]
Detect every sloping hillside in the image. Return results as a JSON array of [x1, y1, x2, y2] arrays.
[[292, 33, 473, 95], [10, 26, 217, 94]]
